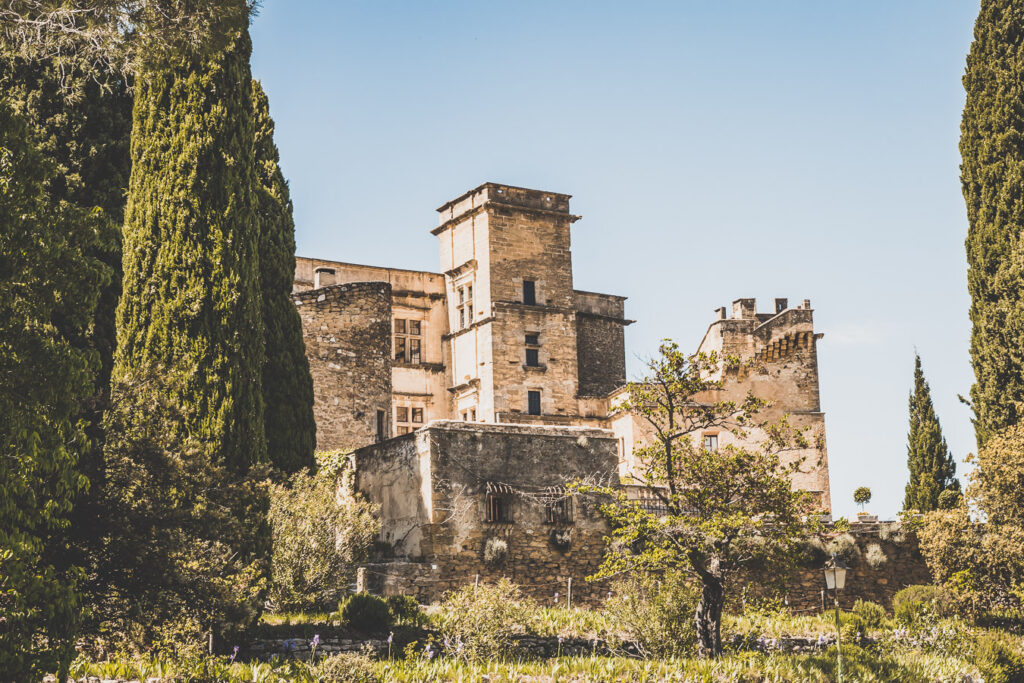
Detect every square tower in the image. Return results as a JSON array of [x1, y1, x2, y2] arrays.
[[433, 183, 583, 423]]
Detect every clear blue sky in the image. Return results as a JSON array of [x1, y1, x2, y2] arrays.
[[250, 1, 979, 520]]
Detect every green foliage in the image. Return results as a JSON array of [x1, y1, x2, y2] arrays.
[[386, 595, 424, 627], [0, 100, 111, 680], [252, 80, 315, 473], [86, 371, 270, 652], [435, 579, 531, 661], [317, 653, 381, 683], [605, 570, 698, 657], [904, 355, 960, 512], [962, 0, 1024, 447], [919, 424, 1024, 612], [825, 533, 861, 566], [893, 585, 954, 627], [970, 630, 1024, 683], [582, 340, 818, 657], [268, 459, 378, 612], [938, 488, 962, 510], [852, 600, 887, 629], [854, 486, 872, 508], [337, 593, 392, 634], [113, 11, 266, 471]]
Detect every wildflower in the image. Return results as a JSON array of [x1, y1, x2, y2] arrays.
[[387, 632, 393, 645], [230, 645, 239, 663], [554, 591, 560, 604], [558, 635, 564, 644], [310, 634, 320, 649]]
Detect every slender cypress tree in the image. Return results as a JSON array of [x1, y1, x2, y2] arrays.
[[962, 0, 1024, 447], [252, 81, 316, 472], [113, 12, 266, 469], [904, 354, 960, 512]]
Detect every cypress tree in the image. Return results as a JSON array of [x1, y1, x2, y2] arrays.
[[904, 354, 960, 512], [252, 81, 316, 472], [962, 0, 1024, 447], [113, 13, 266, 470]]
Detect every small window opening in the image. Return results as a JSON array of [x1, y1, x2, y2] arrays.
[[485, 493, 512, 523], [703, 434, 719, 452], [394, 318, 423, 363], [522, 280, 536, 305], [376, 410, 386, 442], [545, 497, 573, 525], [527, 390, 541, 416]]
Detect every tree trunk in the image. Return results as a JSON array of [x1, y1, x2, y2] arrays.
[[695, 569, 725, 657]]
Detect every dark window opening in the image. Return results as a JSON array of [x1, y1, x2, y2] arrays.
[[527, 390, 541, 416], [523, 280, 536, 305], [412, 407, 423, 423], [376, 410, 385, 442], [703, 434, 719, 452], [525, 333, 539, 346], [525, 348, 540, 367], [485, 493, 512, 523], [545, 498, 573, 525]]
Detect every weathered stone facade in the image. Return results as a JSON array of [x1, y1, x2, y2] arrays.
[[290, 182, 837, 603], [293, 283, 392, 451], [352, 421, 619, 604]]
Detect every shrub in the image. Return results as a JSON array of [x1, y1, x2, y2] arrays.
[[436, 579, 531, 661], [851, 600, 887, 629], [483, 537, 508, 566], [794, 537, 829, 569], [865, 543, 888, 569], [893, 584, 953, 626], [825, 533, 861, 566], [969, 630, 1024, 683], [337, 593, 392, 634], [386, 594, 424, 626], [268, 453, 379, 612], [316, 653, 380, 682], [605, 570, 698, 657]]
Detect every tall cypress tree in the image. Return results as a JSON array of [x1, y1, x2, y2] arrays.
[[962, 0, 1024, 447], [113, 14, 266, 470], [252, 81, 315, 472], [904, 354, 960, 512]]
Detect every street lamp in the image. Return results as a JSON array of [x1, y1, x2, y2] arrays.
[[823, 554, 850, 682]]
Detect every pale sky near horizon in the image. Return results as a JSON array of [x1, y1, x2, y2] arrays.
[[250, 1, 981, 519]]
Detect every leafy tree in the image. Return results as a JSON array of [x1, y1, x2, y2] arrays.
[[252, 80, 316, 472], [581, 341, 817, 657], [88, 370, 270, 651], [961, 0, 1024, 447], [918, 423, 1024, 612], [0, 101, 111, 681], [854, 487, 872, 512], [904, 354, 960, 512], [268, 451, 378, 612], [112, 7, 266, 471]]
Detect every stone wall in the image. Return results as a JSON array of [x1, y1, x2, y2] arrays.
[[355, 421, 621, 605], [294, 282, 392, 451], [575, 309, 628, 397], [741, 523, 932, 612]]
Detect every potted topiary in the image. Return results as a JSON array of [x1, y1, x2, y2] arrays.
[[854, 487, 877, 523]]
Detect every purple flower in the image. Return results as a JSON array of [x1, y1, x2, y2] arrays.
[[230, 645, 239, 663], [310, 634, 320, 649], [558, 636, 564, 644], [387, 632, 393, 645]]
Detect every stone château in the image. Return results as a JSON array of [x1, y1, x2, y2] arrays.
[[292, 182, 832, 600]]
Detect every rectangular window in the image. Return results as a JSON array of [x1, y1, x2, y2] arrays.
[[523, 280, 536, 305], [527, 390, 541, 416], [525, 333, 539, 346], [485, 493, 511, 523], [525, 348, 539, 367], [393, 317, 423, 363], [456, 282, 474, 331], [545, 498, 573, 525], [376, 410, 385, 442], [703, 434, 719, 452], [395, 404, 426, 435]]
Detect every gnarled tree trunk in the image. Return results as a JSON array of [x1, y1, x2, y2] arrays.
[[694, 560, 726, 657]]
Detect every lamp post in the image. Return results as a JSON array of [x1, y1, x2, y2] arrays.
[[823, 554, 849, 683]]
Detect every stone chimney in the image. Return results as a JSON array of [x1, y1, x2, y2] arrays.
[[732, 298, 756, 320], [774, 298, 788, 314], [715, 306, 727, 321]]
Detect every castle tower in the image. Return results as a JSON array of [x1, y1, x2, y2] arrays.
[[434, 183, 583, 423]]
